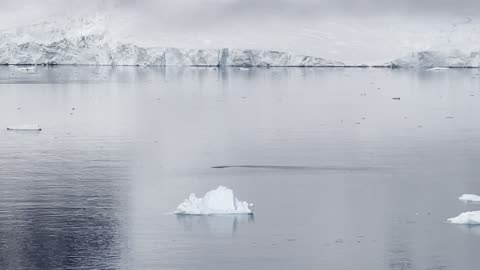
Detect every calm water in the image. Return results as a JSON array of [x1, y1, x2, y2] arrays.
[[1, 66, 480, 270]]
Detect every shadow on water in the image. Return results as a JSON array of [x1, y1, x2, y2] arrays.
[[456, 224, 480, 237], [176, 214, 254, 235], [211, 165, 382, 171]]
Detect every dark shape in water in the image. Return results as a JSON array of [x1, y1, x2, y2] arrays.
[[211, 165, 377, 171]]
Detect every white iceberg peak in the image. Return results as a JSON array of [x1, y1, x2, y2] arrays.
[[448, 211, 480, 225], [459, 194, 480, 202], [175, 186, 253, 215]]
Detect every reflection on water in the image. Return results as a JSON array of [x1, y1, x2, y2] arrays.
[[1, 66, 480, 269], [0, 206, 122, 270], [176, 214, 255, 235], [457, 225, 480, 237]]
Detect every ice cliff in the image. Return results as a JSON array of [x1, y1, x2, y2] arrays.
[[3, 16, 480, 68], [0, 43, 344, 67], [0, 17, 343, 67], [387, 51, 480, 68]]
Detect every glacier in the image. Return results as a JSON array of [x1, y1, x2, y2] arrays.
[[174, 186, 253, 215], [386, 50, 480, 68], [0, 18, 344, 67], [3, 16, 480, 68], [0, 41, 345, 67]]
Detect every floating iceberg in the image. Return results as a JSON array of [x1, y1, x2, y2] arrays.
[[448, 211, 480, 225], [427, 67, 450, 71], [6, 124, 42, 131], [459, 194, 480, 202], [174, 186, 253, 215], [16, 66, 37, 72]]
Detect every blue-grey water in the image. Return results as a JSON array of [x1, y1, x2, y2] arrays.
[[1, 66, 480, 270]]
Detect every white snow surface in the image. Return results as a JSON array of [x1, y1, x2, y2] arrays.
[[448, 211, 480, 225], [459, 194, 480, 202], [175, 186, 253, 215], [6, 124, 41, 131]]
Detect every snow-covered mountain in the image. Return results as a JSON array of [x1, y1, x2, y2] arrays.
[[0, 17, 344, 67]]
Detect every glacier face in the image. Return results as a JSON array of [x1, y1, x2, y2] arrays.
[[0, 18, 344, 67], [387, 51, 480, 68], [0, 39, 345, 67], [2, 16, 480, 68]]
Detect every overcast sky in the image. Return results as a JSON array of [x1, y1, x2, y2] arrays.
[[1, 0, 479, 26], [1, 0, 479, 64]]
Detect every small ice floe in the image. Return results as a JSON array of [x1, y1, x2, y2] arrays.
[[16, 66, 37, 73], [459, 194, 480, 202], [174, 186, 253, 215], [427, 67, 449, 71], [447, 211, 480, 225], [6, 124, 42, 131]]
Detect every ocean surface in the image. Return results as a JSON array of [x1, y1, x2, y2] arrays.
[[0, 66, 480, 270]]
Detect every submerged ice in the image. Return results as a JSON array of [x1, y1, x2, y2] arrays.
[[175, 186, 253, 215]]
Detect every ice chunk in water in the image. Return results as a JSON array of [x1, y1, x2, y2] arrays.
[[6, 124, 42, 131], [459, 194, 480, 202], [175, 186, 253, 215], [448, 211, 480, 225]]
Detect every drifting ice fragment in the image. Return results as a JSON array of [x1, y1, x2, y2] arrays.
[[16, 66, 37, 73], [459, 194, 480, 202], [175, 186, 253, 215], [427, 67, 449, 71], [6, 124, 42, 131], [448, 211, 480, 225]]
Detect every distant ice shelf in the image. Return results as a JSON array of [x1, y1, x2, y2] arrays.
[[175, 186, 253, 215], [448, 211, 480, 225]]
